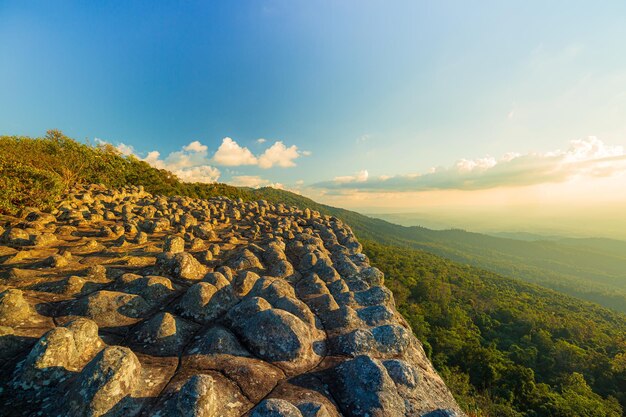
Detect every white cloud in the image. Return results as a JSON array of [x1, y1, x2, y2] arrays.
[[174, 166, 221, 183], [455, 156, 497, 173], [213, 137, 258, 166], [333, 170, 369, 184], [106, 139, 221, 184], [314, 137, 626, 192], [205, 137, 311, 169], [144, 151, 162, 166], [564, 136, 623, 162], [95, 135, 308, 184], [258, 141, 301, 168], [183, 141, 208, 153], [230, 175, 268, 188], [94, 138, 135, 156], [142, 142, 220, 183], [229, 175, 284, 189], [211, 137, 307, 169], [116, 143, 135, 156]]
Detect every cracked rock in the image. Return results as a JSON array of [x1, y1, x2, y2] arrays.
[[0, 184, 463, 417]]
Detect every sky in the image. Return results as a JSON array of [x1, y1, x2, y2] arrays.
[[2, 1, 626, 234]]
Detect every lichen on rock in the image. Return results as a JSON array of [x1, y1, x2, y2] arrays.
[[0, 184, 464, 417]]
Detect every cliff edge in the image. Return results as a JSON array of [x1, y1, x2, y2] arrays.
[[0, 184, 464, 417]]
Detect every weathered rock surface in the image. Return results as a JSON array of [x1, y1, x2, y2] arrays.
[[67, 345, 142, 417], [0, 184, 464, 416]]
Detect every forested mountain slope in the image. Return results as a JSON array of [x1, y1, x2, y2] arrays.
[[364, 240, 626, 417]]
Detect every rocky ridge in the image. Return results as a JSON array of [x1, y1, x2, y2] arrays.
[[0, 184, 463, 416]]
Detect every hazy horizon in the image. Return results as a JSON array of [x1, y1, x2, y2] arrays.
[[363, 207, 626, 241]]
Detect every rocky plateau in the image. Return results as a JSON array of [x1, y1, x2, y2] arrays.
[[0, 184, 463, 416]]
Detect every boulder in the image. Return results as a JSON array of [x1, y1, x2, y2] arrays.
[[71, 290, 150, 327], [231, 308, 318, 373], [14, 327, 78, 387], [30, 232, 57, 247], [231, 270, 261, 297], [371, 324, 411, 355], [130, 312, 198, 356], [67, 346, 142, 417], [331, 329, 376, 356], [193, 223, 216, 240], [227, 249, 264, 271], [156, 252, 208, 281], [186, 325, 251, 357], [358, 267, 384, 286], [175, 374, 218, 417], [250, 399, 303, 417], [164, 235, 185, 253], [116, 274, 176, 304], [331, 355, 405, 417], [1, 228, 31, 246], [356, 305, 394, 326], [354, 286, 392, 307], [298, 402, 332, 417], [383, 359, 421, 388], [0, 289, 33, 326], [178, 282, 237, 324], [65, 318, 105, 365]]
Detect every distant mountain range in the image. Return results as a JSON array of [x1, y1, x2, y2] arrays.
[[253, 188, 626, 313]]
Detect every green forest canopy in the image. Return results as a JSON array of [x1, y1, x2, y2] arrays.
[[364, 241, 626, 417]]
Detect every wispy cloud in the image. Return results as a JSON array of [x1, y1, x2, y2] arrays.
[[313, 137, 626, 193], [230, 175, 283, 189], [334, 170, 369, 184]]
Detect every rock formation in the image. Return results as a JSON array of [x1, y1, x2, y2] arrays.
[[0, 184, 463, 416]]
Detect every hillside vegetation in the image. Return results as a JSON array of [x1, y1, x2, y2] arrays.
[[364, 241, 626, 417], [0, 131, 251, 214], [2, 132, 626, 416]]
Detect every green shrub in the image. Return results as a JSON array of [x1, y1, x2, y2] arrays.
[[0, 157, 64, 214], [0, 130, 259, 214]]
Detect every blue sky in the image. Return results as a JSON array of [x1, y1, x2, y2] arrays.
[[2, 1, 626, 213]]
